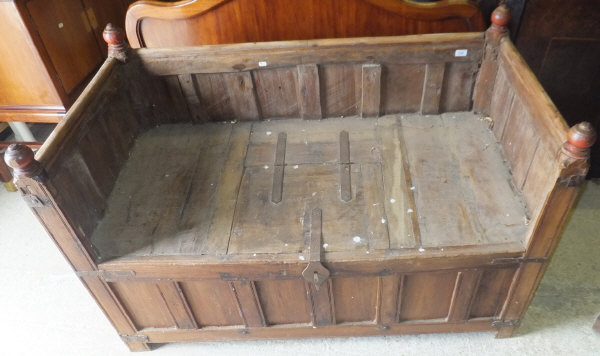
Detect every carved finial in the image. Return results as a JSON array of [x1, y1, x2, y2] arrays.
[[4, 144, 44, 179], [103, 23, 129, 62], [487, 4, 511, 45], [563, 122, 597, 159], [559, 122, 596, 186]]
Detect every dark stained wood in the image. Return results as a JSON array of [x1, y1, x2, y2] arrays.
[[271, 132, 286, 204], [126, 0, 485, 48], [296, 64, 322, 120], [253, 68, 299, 118]]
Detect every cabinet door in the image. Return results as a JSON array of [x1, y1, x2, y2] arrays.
[[27, 0, 103, 94], [82, 0, 128, 57]]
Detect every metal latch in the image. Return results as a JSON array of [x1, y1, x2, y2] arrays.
[[302, 208, 330, 290]]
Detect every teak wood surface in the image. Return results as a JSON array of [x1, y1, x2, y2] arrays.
[[6, 5, 595, 352]]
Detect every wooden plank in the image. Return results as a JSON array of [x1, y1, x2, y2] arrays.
[[180, 280, 244, 326], [100, 246, 525, 280], [231, 281, 266, 327], [157, 282, 198, 329], [203, 123, 251, 254], [332, 277, 378, 323], [193, 73, 234, 120], [521, 146, 557, 218], [177, 73, 205, 122], [499, 40, 569, 149], [439, 61, 477, 112], [143, 318, 495, 343], [399, 271, 457, 321], [500, 97, 540, 189], [489, 67, 515, 141], [361, 64, 381, 118], [296, 64, 322, 120], [306, 279, 335, 326], [339, 130, 352, 202], [222, 71, 261, 120], [420, 63, 445, 115], [447, 270, 482, 322], [271, 132, 286, 204], [320, 64, 361, 117], [379, 275, 401, 325], [163, 75, 192, 122], [401, 113, 528, 247], [470, 268, 516, 318], [376, 116, 414, 249], [110, 282, 176, 329], [254, 279, 311, 325], [381, 64, 425, 114], [252, 68, 299, 118], [137, 33, 484, 76], [246, 118, 379, 166], [472, 45, 499, 115], [91, 123, 233, 258]]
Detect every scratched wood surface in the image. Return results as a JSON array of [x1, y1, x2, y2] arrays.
[[90, 112, 527, 260]]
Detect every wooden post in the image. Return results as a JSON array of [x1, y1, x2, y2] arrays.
[[4, 144, 149, 351], [495, 122, 596, 338], [472, 4, 511, 114], [103, 23, 129, 63]]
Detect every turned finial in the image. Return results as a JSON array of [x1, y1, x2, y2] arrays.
[[563, 122, 597, 159], [487, 4, 511, 45], [4, 144, 44, 179], [103, 23, 129, 62]]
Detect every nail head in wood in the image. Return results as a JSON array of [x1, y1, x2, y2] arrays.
[[563, 122, 597, 159], [4, 144, 43, 179], [103, 23, 129, 62]]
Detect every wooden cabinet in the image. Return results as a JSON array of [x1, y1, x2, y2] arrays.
[[0, 0, 128, 123]]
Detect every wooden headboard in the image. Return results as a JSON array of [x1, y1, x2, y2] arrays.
[[125, 0, 485, 48]]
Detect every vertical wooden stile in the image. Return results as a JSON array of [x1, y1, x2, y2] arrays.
[[361, 64, 381, 118], [177, 74, 206, 122], [420, 63, 445, 114], [297, 64, 322, 120], [447, 270, 483, 322], [230, 281, 266, 328]]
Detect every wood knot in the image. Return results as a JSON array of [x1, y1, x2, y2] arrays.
[[490, 4, 511, 29], [563, 122, 597, 159]]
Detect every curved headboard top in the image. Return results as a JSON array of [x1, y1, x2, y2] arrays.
[[126, 0, 485, 48]]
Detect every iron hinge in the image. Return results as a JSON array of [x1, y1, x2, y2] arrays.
[[492, 257, 548, 265], [23, 194, 48, 208], [119, 334, 149, 343], [492, 319, 521, 328]]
